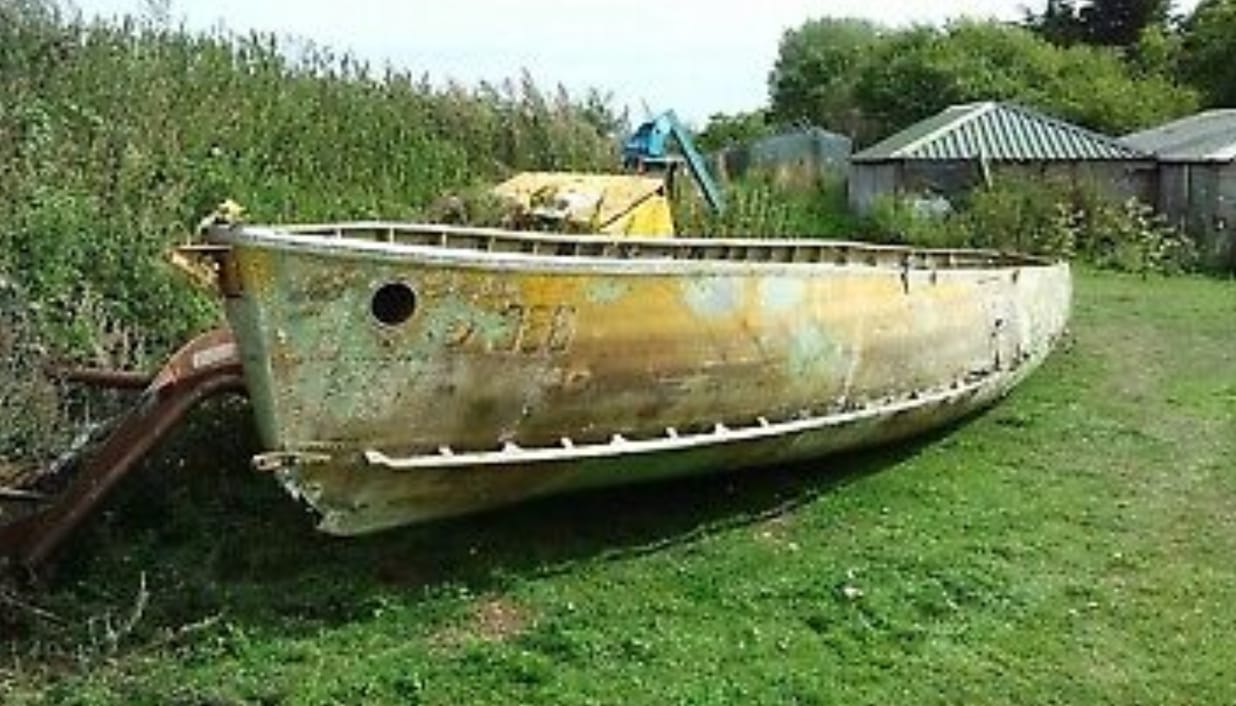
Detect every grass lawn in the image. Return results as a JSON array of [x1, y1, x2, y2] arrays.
[[3, 269, 1234, 705]]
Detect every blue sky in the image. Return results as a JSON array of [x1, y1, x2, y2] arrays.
[[69, 1, 1203, 124]]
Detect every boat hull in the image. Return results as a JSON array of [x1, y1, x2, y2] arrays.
[[206, 224, 1071, 534]]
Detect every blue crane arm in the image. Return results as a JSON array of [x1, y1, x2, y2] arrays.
[[662, 112, 726, 216], [622, 111, 726, 215]]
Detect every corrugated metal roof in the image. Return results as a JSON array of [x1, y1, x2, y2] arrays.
[[1123, 110, 1236, 164], [852, 102, 1146, 163]]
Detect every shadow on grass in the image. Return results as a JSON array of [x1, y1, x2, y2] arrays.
[[25, 398, 973, 640]]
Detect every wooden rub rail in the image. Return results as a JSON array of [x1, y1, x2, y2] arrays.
[[271, 222, 1044, 271]]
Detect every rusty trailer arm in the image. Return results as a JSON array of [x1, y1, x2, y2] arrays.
[[0, 328, 246, 572]]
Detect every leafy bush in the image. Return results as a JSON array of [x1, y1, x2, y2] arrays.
[[865, 196, 964, 248], [952, 177, 1081, 255], [674, 173, 864, 239], [0, 279, 71, 480], [1076, 196, 1198, 274], [671, 169, 1193, 276], [866, 175, 1197, 274]]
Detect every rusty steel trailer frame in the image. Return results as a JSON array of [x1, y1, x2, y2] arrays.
[[0, 329, 246, 572]]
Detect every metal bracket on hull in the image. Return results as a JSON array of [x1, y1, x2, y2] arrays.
[[252, 451, 333, 473], [0, 329, 246, 573]]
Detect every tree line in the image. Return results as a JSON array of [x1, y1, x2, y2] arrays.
[[700, 0, 1234, 150]]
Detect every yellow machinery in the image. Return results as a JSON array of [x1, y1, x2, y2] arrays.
[[490, 110, 728, 239], [491, 172, 676, 237]]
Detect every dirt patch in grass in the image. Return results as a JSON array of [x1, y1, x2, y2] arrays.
[[753, 514, 801, 552], [431, 597, 535, 648]]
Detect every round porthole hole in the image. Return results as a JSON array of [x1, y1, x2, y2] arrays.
[[371, 282, 417, 326]]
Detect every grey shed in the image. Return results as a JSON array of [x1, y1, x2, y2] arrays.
[[1124, 110, 1236, 270], [715, 127, 852, 185], [848, 102, 1153, 215]]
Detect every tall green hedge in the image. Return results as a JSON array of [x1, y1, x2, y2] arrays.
[[0, 1, 619, 369]]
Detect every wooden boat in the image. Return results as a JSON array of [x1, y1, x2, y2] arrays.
[[196, 221, 1072, 535]]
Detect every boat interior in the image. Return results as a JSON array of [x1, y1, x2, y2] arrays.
[[226, 222, 1050, 271]]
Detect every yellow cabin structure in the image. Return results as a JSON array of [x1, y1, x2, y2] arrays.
[[492, 172, 675, 237]]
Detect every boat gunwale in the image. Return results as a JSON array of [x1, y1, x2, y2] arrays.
[[204, 221, 1056, 274]]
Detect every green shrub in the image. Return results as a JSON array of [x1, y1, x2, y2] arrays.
[[1077, 197, 1198, 274], [865, 195, 964, 248], [962, 177, 1195, 273], [953, 177, 1081, 256], [866, 175, 1197, 274], [0, 279, 72, 478], [674, 172, 864, 239]]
